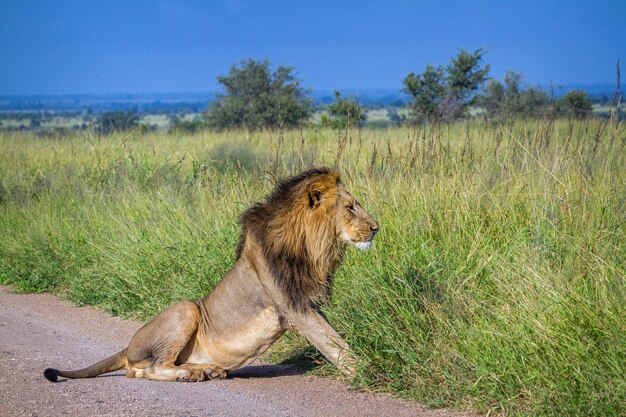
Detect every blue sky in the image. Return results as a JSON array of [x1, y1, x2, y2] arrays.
[[1, 0, 624, 95]]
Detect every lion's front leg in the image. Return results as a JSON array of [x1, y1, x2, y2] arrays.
[[286, 309, 356, 376]]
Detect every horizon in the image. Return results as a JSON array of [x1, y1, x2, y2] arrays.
[[0, 82, 619, 101], [0, 82, 622, 100], [1, 1, 624, 96]]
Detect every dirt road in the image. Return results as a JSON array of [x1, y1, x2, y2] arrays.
[[0, 286, 473, 417]]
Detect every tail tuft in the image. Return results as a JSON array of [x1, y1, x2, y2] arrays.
[[44, 368, 59, 382]]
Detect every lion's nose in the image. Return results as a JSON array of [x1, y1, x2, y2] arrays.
[[370, 225, 379, 235]]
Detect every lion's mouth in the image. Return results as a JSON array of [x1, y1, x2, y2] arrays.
[[340, 232, 375, 252], [354, 241, 372, 251]]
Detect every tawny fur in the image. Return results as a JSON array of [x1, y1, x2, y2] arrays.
[[44, 167, 379, 383]]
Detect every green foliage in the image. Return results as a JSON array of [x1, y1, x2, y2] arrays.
[[1, 121, 624, 416], [402, 65, 445, 123], [441, 48, 491, 120], [205, 58, 312, 130], [478, 78, 505, 115], [321, 90, 367, 128], [29, 114, 42, 128], [476, 71, 552, 119], [446, 49, 491, 98], [169, 116, 205, 133], [559, 90, 593, 119], [403, 49, 490, 123], [95, 111, 139, 135]]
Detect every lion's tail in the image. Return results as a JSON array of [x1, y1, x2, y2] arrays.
[[43, 349, 127, 382]]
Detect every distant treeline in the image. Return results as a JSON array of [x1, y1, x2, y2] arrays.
[[0, 94, 407, 113], [0, 99, 210, 113], [0, 91, 614, 114], [1, 53, 622, 134], [0, 86, 615, 114]]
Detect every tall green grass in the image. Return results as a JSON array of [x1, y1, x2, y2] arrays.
[[0, 121, 624, 416]]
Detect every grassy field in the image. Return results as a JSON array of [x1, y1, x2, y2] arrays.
[[0, 120, 624, 416]]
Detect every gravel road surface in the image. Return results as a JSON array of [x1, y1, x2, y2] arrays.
[[0, 285, 475, 417]]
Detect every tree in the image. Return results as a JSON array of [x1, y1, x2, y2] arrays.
[[475, 79, 504, 116], [559, 90, 593, 119], [402, 65, 445, 123], [441, 48, 490, 120], [475, 71, 552, 119], [503, 71, 523, 116], [402, 49, 490, 123], [169, 116, 204, 133], [205, 58, 312, 130], [29, 114, 42, 128], [387, 107, 403, 125], [95, 111, 139, 135], [321, 90, 366, 128], [518, 87, 551, 117]]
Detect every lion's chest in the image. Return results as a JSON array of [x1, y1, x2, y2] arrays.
[[187, 306, 285, 370]]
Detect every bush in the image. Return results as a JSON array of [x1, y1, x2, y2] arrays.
[[95, 111, 139, 135], [205, 58, 312, 130], [169, 117, 204, 133], [559, 90, 593, 119], [321, 90, 366, 129]]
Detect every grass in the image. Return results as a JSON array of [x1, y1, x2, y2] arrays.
[[0, 120, 624, 416]]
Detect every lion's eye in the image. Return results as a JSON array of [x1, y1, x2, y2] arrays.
[[347, 204, 357, 213]]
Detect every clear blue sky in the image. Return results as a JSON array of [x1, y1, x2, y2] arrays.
[[1, 0, 624, 95]]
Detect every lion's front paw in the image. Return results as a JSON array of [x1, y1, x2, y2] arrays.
[[339, 356, 357, 378], [177, 368, 206, 382], [204, 366, 227, 380]]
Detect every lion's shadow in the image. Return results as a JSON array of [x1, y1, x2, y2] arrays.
[[229, 347, 326, 379], [228, 364, 305, 379]]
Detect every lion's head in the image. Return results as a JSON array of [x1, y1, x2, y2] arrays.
[[237, 167, 379, 311]]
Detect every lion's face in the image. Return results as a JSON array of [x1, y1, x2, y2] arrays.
[[240, 168, 378, 311], [335, 187, 379, 251]]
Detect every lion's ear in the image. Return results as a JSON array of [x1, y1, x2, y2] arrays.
[[308, 190, 322, 209]]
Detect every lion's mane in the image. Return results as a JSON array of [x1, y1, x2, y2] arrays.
[[237, 167, 345, 311]]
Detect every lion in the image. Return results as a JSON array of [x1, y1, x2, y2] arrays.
[[43, 167, 379, 383]]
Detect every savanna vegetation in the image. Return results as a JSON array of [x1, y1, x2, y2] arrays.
[[1, 116, 624, 416], [1, 53, 624, 415]]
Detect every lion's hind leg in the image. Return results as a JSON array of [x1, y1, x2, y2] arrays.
[[126, 365, 146, 378], [126, 300, 205, 382], [143, 362, 205, 382], [142, 362, 226, 382]]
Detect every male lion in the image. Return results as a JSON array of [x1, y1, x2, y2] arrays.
[[44, 167, 379, 382]]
